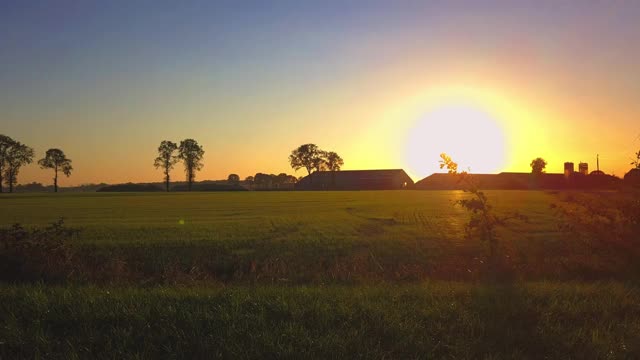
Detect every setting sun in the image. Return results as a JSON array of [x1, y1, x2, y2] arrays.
[[404, 104, 508, 178]]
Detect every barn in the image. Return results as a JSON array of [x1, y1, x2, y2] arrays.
[[295, 169, 414, 190], [414, 172, 619, 190]]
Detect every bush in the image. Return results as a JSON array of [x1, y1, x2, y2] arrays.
[[550, 189, 640, 279], [0, 219, 78, 283]]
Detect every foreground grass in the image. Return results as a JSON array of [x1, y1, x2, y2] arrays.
[[2, 282, 639, 359]]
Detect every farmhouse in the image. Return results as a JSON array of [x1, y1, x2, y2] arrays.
[[295, 169, 414, 190]]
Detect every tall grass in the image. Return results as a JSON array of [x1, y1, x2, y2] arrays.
[[1, 282, 638, 359]]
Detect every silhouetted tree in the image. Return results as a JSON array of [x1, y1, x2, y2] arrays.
[[178, 139, 205, 191], [530, 157, 547, 175], [4, 142, 34, 193], [250, 172, 296, 189], [244, 176, 254, 185], [227, 173, 240, 185], [153, 140, 179, 192], [38, 149, 72, 193], [312, 157, 327, 173], [323, 151, 343, 187], [15, 182, 47, 193], [253, 173, 272, 189], [289, 144, 323, 176], [0, 134, 16, 193], [273, 173, 297, 188], [323, 151, 344, 171], [631, 150, 640, 169]]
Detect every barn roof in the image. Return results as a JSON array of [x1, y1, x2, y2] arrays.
[[296, 169, 414, 190], [414, 171, 619, 190]]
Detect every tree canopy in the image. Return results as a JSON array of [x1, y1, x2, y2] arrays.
[[323, 151, 344, 172], [178, 139, 205, 191], [530, 158, 547, 174], [5, 142, 35, 193], [288, 144, 344, 177], [0, 134, 16, 193], [288, 144, 323, 176], [227, 174, 240, 185], [154, 140, 179, 192], [38, 149, 73, 193], [631, 150, 640, 170]]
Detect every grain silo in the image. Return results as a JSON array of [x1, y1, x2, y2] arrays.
[[564, 162, 574, 178], [578, 162, 588, 175]]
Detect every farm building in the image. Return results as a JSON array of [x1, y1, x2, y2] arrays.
[[414, 172, 620, 190], [295, 169, 414, 190]]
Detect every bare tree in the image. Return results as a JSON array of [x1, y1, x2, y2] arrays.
[[0, 134, 15, 193], [38, 149, 73, 193], [154, 140, 179, 192], [4, 142, 35, 193], [178, 139, 205, 191]]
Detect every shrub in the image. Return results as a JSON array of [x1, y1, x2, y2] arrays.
[[0, 219, 78, 282], [439, 154, 527, 280], [550, 189, 640, 279]]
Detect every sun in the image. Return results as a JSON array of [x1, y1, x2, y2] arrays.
[[404, 104, 508, 178]]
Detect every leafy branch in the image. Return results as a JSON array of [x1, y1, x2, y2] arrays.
[[439, 153, 527, 276]]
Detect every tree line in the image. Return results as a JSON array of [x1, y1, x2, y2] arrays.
[[0, 134, 73, 193], [154, 141, 343, 191], [1, 137, 344, 193]]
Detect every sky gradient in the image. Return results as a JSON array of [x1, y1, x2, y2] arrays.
[[2, 1, 639, 186]]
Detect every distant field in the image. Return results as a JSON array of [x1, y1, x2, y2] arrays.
[[0, 190, 558, 244], [3, 190, 603, 283]]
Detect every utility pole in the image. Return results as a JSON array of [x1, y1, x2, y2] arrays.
[[597, 154, 600, 172]]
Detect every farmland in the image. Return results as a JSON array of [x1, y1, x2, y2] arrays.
[[0, 191, 568, 282], [1, 190, 639, 358]]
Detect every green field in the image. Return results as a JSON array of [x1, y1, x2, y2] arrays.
[[0, 190, 557, 244], [1, 191, 572, 283], [1, 190, 639, 358]]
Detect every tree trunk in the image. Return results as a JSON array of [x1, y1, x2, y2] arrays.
[[54, 167, 58, 193], [8, 171, 13, 193], [166, 172, 170, 192]]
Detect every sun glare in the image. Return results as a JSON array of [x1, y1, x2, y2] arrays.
[[404, 104, 507, 178]]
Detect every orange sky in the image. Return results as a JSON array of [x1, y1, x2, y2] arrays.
[[2, 2, 639, 186]]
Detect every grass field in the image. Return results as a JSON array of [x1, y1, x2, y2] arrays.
[[0, 190, 557, 244], [1, 190, 639, 358], [0, 191, 573, 283], [2, 282, 639, 359]]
